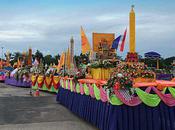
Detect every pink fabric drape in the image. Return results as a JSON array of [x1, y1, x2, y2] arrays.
[[72, 82, 76, 92], [88, 84, 95, 98], [152, 87, 175, 106], [67, 80, 70, 90], [114, 87, 152, 106], [63, 80, 66, 89], [80, 83, 84, 95], [100, 87, 108, 102]]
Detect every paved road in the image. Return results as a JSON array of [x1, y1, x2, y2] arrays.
[[0, 83, 98, 130]]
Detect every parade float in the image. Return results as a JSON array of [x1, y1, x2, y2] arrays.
[[0, 69, 6, 82], [56, 6, 175, 130], [0, 52, 14, 82], [5, 48, 32, 87], [31, 62, 60, 93]]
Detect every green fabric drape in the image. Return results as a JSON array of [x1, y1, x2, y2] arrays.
[[76, 83, 80, 93], [70, 80, 73, 92], [135, 88, 161, 107], [93, 84, 100, 100], [168, 87, 175, 98], [109, 94, 123, 105], [60, 80, 64, 88], [84, 84, 90, 95], [66, 80, 68, 89]]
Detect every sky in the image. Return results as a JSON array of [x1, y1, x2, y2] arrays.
[[0, 0, 174, 58]]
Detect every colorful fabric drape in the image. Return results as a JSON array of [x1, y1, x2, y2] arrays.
[[135, 87, 161, 107], [152, 87, 175, 106], [114, 89, 142, 106], [100, 87, 108, 102], [81, 27, 91, 54], [31, 75, 38, 86], [169, 87, 175, 98], [37, 76, 45, 88], [94, 84, 101, 100], [45, 76, 53, 89], [60, 79, 175, 107], [108, 92, 123, 105], [52, 76, 60, 89], [84, 84, 90, 96], [76, 83, 80, 93], [70, 80, 73, 92], [88, 84, 95, 98], [57, 87, 175, 130], [80, 83, 85, 95]]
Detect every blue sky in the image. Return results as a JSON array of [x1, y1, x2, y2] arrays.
[[0, 0, 174, 58]]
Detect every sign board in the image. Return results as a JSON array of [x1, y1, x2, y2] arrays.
[[92, 33, 115, 52]]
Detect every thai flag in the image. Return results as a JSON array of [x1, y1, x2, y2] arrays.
[[120, 28, 127, 52], [111, 28, 127, 52], [111, 35, 122, 50]]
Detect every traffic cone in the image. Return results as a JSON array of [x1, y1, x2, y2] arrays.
[[35, 89, 40, 96]]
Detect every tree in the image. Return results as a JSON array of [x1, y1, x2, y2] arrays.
[[44, 55, 52, 65], [35, 50, 43, 62], [10, 52, 23, 65]]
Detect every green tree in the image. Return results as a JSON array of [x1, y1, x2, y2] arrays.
[[44, 55, 52, 65], [10, 52, 23, 65], [35, 50, 43, 62]]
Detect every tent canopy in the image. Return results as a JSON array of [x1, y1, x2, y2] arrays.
[[144, 51, 161, 59]]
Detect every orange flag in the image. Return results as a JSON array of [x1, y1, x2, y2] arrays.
[[81, 26, 91, 54], [57, 52, 65, 71]]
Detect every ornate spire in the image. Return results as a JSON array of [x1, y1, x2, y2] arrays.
[[70, 36, 74, 43]]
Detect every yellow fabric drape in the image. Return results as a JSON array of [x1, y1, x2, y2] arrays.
[[91, 68, 111, 80], [53, 76, 60, 84], [81, 27, 91, 54], [37, 75, 44, 84]]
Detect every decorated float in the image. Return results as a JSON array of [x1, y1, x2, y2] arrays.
[[31, 58, 60, 93], [5, 67, 31, 87], [0, 52, 13, 82], [31, 66, 60, 93], [56, 6, 175, 130], [0, 69, 6, 82], [5, 48, 32, 87]]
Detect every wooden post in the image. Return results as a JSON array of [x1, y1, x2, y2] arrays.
[[157, 58, 159, 69]]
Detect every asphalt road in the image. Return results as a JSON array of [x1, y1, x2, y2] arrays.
[[0, 83, 98, 130]]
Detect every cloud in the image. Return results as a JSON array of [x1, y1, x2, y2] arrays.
[[0, 9, 174, 57]]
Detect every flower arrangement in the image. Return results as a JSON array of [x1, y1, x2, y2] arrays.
[[90, 60, 116, 69], [73, 71, 86, 84], [104, 72, 133, 91], [103, 63, 156, 92], [14, 67, 30, 81]]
